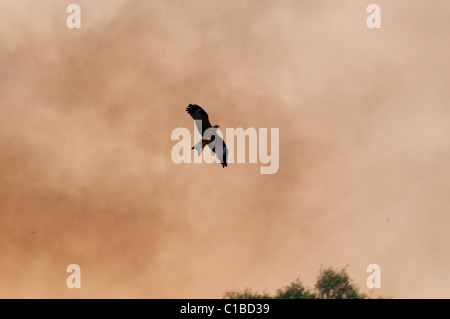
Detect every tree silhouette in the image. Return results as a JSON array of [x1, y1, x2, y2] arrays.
[[314, 267, 366, 299], [224, 267, 378, 299], [274, 278, 316, 299], [223, 288, 271, 299]]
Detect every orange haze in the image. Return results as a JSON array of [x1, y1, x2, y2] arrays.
[[0, 0, 449, 298]]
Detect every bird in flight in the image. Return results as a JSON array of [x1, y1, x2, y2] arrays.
[[186, 104, 228, 168]]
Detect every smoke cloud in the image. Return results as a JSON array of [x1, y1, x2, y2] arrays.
[[0, 0, 449, 298]]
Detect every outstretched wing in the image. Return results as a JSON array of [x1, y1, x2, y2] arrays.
[[186, 104, 212, 136], [207, 135, 228, 168]]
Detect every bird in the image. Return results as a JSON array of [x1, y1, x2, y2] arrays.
[[186, 104, 228, 168]]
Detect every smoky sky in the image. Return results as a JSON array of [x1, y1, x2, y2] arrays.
[[0, 0, 449, 298]]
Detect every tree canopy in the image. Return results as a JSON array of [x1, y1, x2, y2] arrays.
[[224, 267, 379, 299]]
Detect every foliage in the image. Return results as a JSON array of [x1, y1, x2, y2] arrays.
[[315, 267, 367, 299], [224, 266, 374, 299], [274, 278, 316, 299], [223, 288, 271, 299]]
